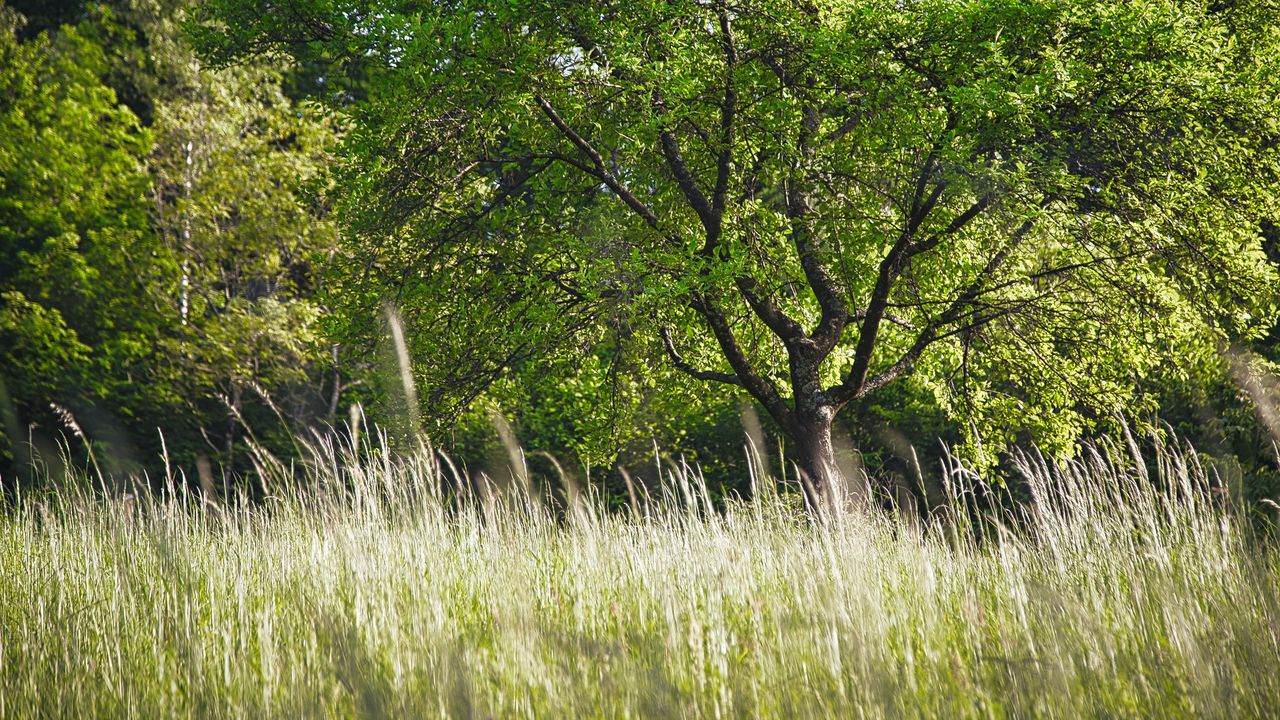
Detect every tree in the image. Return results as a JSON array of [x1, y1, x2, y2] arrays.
[[0, 0, 347, 488], [0, 6, 163, 479], [195, 0, 1280, 507], [139, 0, 345, 484]]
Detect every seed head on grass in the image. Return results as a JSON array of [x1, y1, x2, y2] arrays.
[[0, 430, 1277, 718]]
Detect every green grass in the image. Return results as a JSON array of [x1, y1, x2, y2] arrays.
[[1, 435, 1278, 718]]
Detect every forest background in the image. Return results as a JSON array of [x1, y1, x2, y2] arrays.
[[4, 0, 1280, 510]]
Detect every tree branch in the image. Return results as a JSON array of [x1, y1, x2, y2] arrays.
[[834, 215, 1040, 402], [710, 10, 737, 230], [735, 272, 806, 341], [691, 294, 795, 430], [788, 101, 849, 352], [841, 136, 962, 395], [908, 193, 994, 256], [657, 126, 717, 234], [659, 325, 743, 386], [535, 95, 674, 242], [849, 307, 916, 330]]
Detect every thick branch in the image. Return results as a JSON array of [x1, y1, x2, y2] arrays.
[[651, 35, 813, 350], [691, 294, 795, 430], [834, 215, 1040, 402], [659, 325, 743, 387], [561, 25, 721, 246], [843, 146, 960, 395], [657, 127, 717, 234], [735, 273, 806, 341], [535, 95, 673, 241], [711, 10, 737, 227], [788, 101, 849, 351], [843, 234, 915, 395]]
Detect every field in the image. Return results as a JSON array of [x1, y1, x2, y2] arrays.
[[1, 437, 1278, 719]]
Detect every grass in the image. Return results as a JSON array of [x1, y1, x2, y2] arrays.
[[1, 433, 1278, 718]]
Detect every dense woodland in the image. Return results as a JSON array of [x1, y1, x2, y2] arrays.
[[3, 0, 1280, 511], [0, 0, 348, 490]]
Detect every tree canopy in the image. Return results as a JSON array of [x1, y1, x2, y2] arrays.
[[191, 0, 1280, 503], [0, 0, 348, 487]]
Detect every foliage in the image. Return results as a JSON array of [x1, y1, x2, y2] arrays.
[[448, 345, 750, 498], [193, 0, 1280, 485], [0, 7, 161, 477], [0, 0, 349, 488], [140, 0, 347, 479], [5, 0, 1280, 502]]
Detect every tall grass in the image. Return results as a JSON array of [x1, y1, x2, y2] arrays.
[[0, 431, 1277, 718]]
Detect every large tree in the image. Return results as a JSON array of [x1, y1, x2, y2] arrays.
[[196, 0, 1280, 506], [139, 0, 345, 484], [0, 0, 347, 487], [0, 6, 162, 478]]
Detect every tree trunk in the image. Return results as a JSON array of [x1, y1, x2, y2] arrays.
[[793, 409, 839, 512], [792, 406, 871, 514]]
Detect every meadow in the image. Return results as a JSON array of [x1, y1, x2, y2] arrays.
[[1, 434, 1278, 719]]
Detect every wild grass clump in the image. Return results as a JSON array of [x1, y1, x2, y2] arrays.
[[0, 431, 1277, 718]]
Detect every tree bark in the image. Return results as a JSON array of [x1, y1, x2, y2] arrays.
[[791, 396, 875, 515], [793, 408, 839, 512]]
